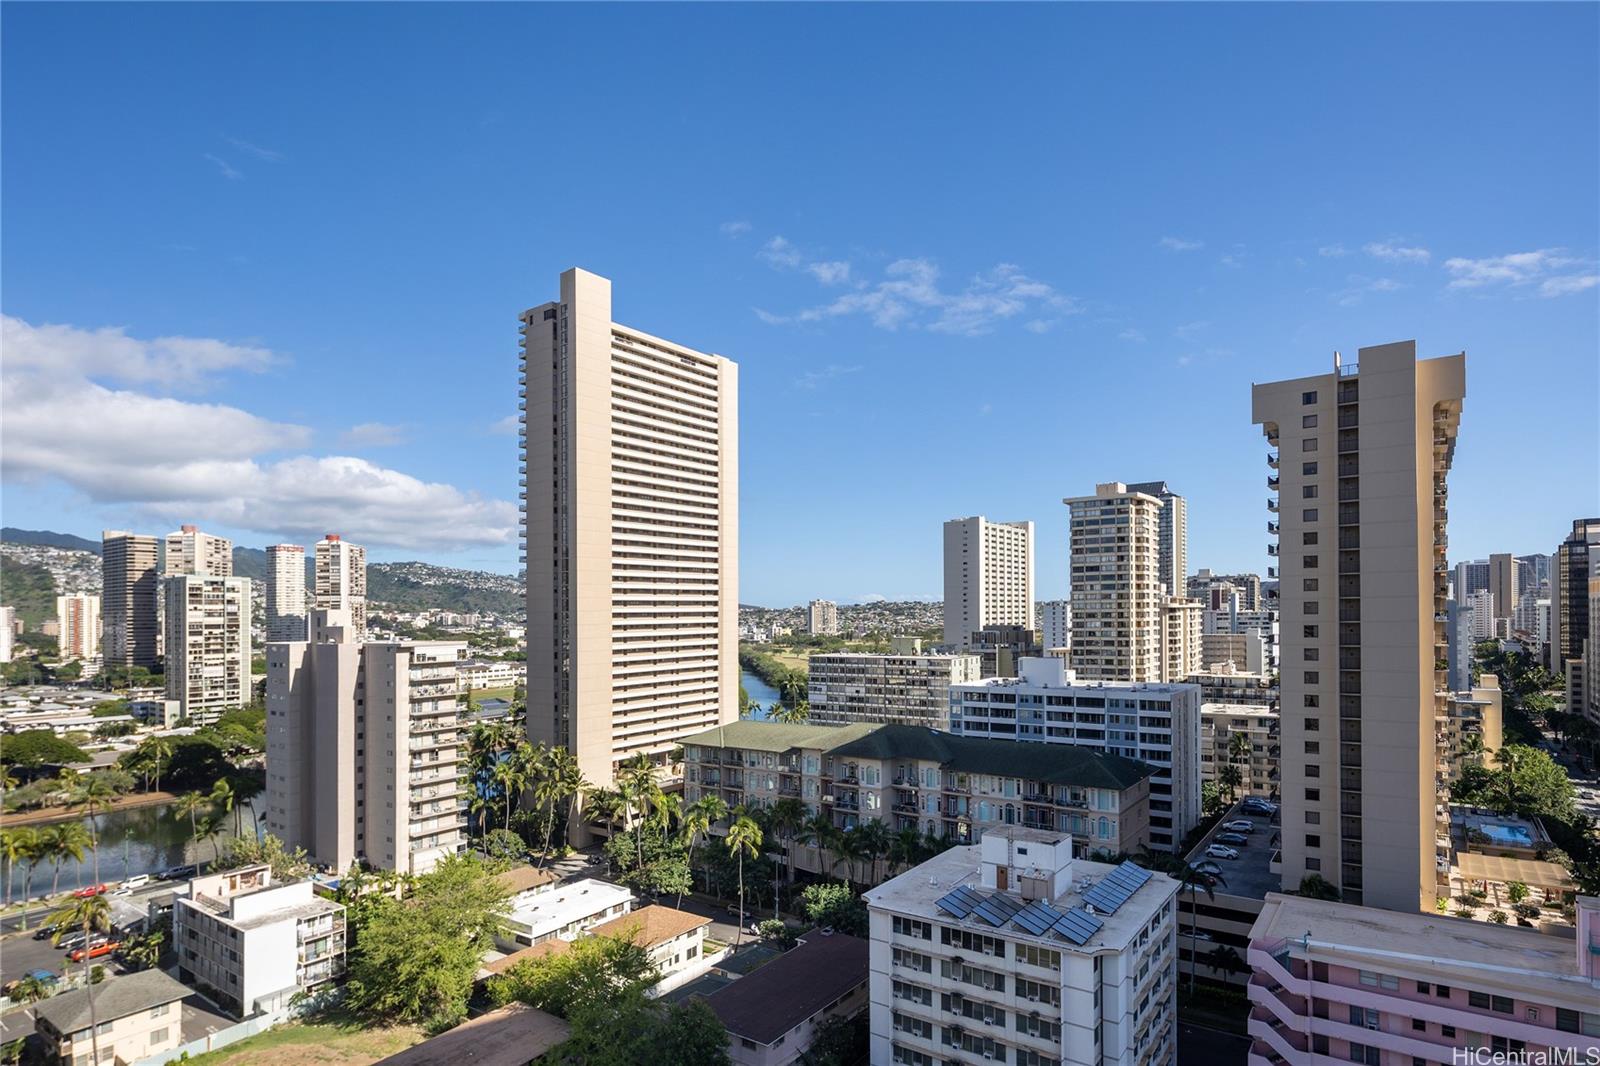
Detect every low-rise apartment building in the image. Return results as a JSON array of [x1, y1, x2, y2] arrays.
[[173, 864, 346, 1017], [808, 642, 981, 728], [949, 657, 1203, 851], [497, 877, 633, 951], [867, 827, 1180, 1066], [1246, 892, 1600, 1066], [682, 719, 1154, 864], [707, 932, 869, 1066], [1201, 703, 1280, 801], [34, 969, 189, 1066], [458, 658, 522, 692], [589, 904, 712, 993]]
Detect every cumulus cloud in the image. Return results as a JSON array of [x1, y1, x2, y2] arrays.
[[719, 220, 752, 237], [340, 422, 407, 447], [1159, 237, 1204, 252], [806, 261, 851, 285], [757, 259, 1080, 336], [1364, 240, 1430, 263], [1174, 320, 1209, 342], [1443, 248, 1597, 297], [759, 236, 804, 269], [1318, 244, 1349, 258], [1, 315, 517, 551]]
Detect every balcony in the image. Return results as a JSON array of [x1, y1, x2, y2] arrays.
[[1267, 521, 1279, 535], [1267, 452, 1280, 469], [1267, 498, 1279, 513], [1267, 475, 1280, 490]]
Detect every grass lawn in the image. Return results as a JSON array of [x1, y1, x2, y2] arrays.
[[465, 685, 517, 704], [770, 652, 809, 671], [179, 1017, 427, 1065]]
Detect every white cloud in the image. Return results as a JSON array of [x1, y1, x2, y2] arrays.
[[1333, 274, 1406, 306], [340, 422, 407, 447], [1364, 240, 1430, 263], [0, 315, 517, 551], [1443, 248, 1596, 298], [224, 137, 282, 162], [719, 220, 751, 238], [203, 153, 242, 180], [486, 414, 521, 436], [1023, 319, 1054, 334], [1159, 237, 1204, 252], [794, 364, 862, 390], [806, 261, 851, 285], [760, 236, 803, 269], [1318, 244, 1349, 257], [758, 258, 1080, 336], [1174, 320, 1209, 341], [1118, 328, 1146, 343]]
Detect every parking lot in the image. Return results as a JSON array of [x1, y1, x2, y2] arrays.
[[1190, 798, 1280, 889]]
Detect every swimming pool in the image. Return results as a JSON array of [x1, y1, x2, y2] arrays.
[[1478, 823, 1534, 847]]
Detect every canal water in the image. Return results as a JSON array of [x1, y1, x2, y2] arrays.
[[740, 669, 780, 721], [10, 801, 264, 894]]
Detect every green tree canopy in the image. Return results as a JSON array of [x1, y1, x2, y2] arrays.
[[0, 730, 89, 768], [799, 881, 868, 937]]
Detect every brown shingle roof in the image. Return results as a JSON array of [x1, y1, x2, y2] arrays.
[[495, 865, 558, 896], [703, 933, 868, 1046], [588, 905, 710, 949], [481, 938, 571, 976]]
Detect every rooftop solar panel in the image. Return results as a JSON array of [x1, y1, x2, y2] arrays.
[[1011, 899, 1065, 936], [935, 885, 983, 919], [1083, 861, 1154, 915], [1052, 908, 1103, 945], [972, 891, 1024, 927]]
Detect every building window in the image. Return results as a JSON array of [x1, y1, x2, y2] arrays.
[[1306, 857, 1321, 871], [1305, 695, 1320, 707], [1306, 834, 1321, 848], [1305, 602, 1320, 615], [1304, 578, 1319, 591], [1303, 438, 1319, 452], [1303, 532, 1319, 546], [1302, 390, 1318, 405], [1304, 485, 1319, 499], [1304, 648, 1319, 662], [1304, 625, 1319, 638], [1303, 555, 1319, 568], [1306, 811, 1320, 824], [1305, 788, 1320, 801], [1305, 742, 1320, 754], [1305, 764, 1320, 778], [1303, 414, 1319, 428], [1412, 1018, 1426, 1031], [1305, 718, 1320, 731]]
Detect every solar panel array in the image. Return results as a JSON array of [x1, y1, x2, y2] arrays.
[[1052, 907, 1104, 945], [935, 885, 984, 919], [972, 891, 1025, 928], [1081, 861, 1153, 915], [1011, 898, 1065, 936]]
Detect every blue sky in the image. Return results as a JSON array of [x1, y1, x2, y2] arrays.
[[3, 3, 1596, 605]]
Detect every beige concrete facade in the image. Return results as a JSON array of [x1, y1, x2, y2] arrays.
[[520, 269, 738, 792], [101, 530, 160, 669], [1202, 702, 1280, 801], [54, 594, 100, 661], [808, 651, 980, 728], [1065, 483, 1164, 682], [807, 599, 839, 636], [942, 516, 1036, 649], [1126, 481, 1189, 600], [314, 535, 366, 641], [164, 524, 233, 577], [1489, 552, 1518, 630], [1160, 597, 1203, 683], [266, 626, 465, 875], [1252, 341, 1465, 912], [164, 574, 252, 725], [266, 544, 308, 642]]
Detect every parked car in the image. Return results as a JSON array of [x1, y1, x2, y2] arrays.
[[1241, 801, 1276, 815], [1216, 832, 1249, 846], [71, 884, 109, 898], [1193, 860, 1224, 876], [109, 887, 134, 898], [1205, 844, 1239, 860], [69, 941, 121, 963], [1222, 820, 1256, 832], [121, 874, 151, 890], [156, 864, 198, 882], [32, 926, 55, 941], [56, 933, 108, 952]]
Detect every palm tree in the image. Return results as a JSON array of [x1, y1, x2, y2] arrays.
[[492, 747, 530, 831], [1217, 764, 1243, 805], [211, 779, 238, 838], [0, 766, 17, 809], [1172, 861, 1225, 993], [147, 736, 174, 794], [5, 827, 41, 925], [468, 792, 491, 841], [617, 754, 661, 872], [584, 787, 627, 840], [1493, 746, 1523, 813], [1228, 730, 1252, 773], [854, 820, 891, 886], [767, 797, 807, 900], [536, 746, 585, 865], [75, 776, 118, 887], [43, 823, 91, 898], [770, 700, 810, 725], [50, 892, 112, 1065], [726, 810, 762, 948], [681, 794, 728, 897], [174, 791, 208, 863], [10, 972, 53, 1025], [889, 827, 924, 873], [831, 827, 867, 888]]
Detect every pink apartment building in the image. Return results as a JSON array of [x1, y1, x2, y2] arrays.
[[1247, 892, 1600, 1065]]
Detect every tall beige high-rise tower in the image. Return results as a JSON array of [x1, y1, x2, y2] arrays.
[[1253, 340, 1465, 912], [165, 574, 252, 724], [1064, 483, 1164, 681], [1488, 552, 1518, 631], [314, 535, 367, 641], [520, 268, 738, 791], [266, 545, 308, 642], [101, 530, 160, 669], [1126, 481, 1189, 598], [942, 516, 1036, 648], [55, 594, 101, 661], [164, 524, 233, 577]]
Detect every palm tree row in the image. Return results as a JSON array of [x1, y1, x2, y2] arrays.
[[464, 721, 589, 864]]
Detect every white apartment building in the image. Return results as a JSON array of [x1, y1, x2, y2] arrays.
[[1198, 631, 1268, 675], [1038, 599, 1071, 653], [1253, 341, 1465, 912], [808, 599, 840, 636], [1065, 484, 1164, 682], [498, 877, 634, 951], [1201, 703, 1279, 801], [458, 658, 522, 691], [164, 575, 252, 725], [266, 544, 308, 642], [164, 524, 233, 577], [314, 534, 367, 641], [0, 607, 12, 665], [808, 644, 981, 728], [868, 827, 1179, 1066], [1513, 590, 1550, 644], [1159, 599, 1202, 684], [1125, 481, 1188, 600], [54, 594, 100, 661], [944, 517, 1036, 649], [950, 657, 1203, 852], [173, 864, 346, 1018], [101, 530, 160, 669], [1467, 588, 1496, 643], [520, 268, 738, 794], [266, 619, 466, 875]]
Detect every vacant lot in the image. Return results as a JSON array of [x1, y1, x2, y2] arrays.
[[180, 1017, 426, 1065]]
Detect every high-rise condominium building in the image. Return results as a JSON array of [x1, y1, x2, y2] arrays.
[[314, 534, 367, 642], [942, 516, 1036, 649], [1160, 598, 1203, 683], [1125, 481, 1188, 598], [0, 607, 14, 665], [1489, 552, 1518, 629], [808, 642, 981, 728], [1252, 340, 1465, 912], [1467, 588, 1497, 642], [1453, 558, 1489, 602], [808, 599, 840, 636], [520, 268, 738, 791], [867, 827, 1180, 1066], [265, 545, 308, 642], [54, 595, 100, 661], [164, 524, 233, 577], [101, 530, 161, 669], [1587, 558, 1600, 728], [1513, 590, 1550, 644], [1064, 483, 1163, 682], [265, 618, 465, 875], [1552, 519, 1600, 670], [164, 575, 251, 724], [1038, 598, 1071, 652]]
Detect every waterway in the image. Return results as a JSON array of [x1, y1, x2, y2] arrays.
[[11, 801, 265, 894], [740, 669, 779, 720]]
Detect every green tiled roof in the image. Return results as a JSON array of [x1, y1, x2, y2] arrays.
[[680, 720, 1152, 791]]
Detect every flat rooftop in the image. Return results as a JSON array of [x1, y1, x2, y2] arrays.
[[1183, 802, 1280, 902], [504, 878, 632, 938], [1253, 893, 1597, 1004], [865, 839, 1177, 952]]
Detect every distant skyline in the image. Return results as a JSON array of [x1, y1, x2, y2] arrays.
[[2, 4, 1596, 605]]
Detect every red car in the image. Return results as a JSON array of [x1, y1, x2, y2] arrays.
[[71, 884, 109, 898], [68, 941, 120, 963]]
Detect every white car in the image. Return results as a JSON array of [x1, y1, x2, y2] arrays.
[[1205, 844, 1239, 860], [1222, 820, 1256, 833]]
